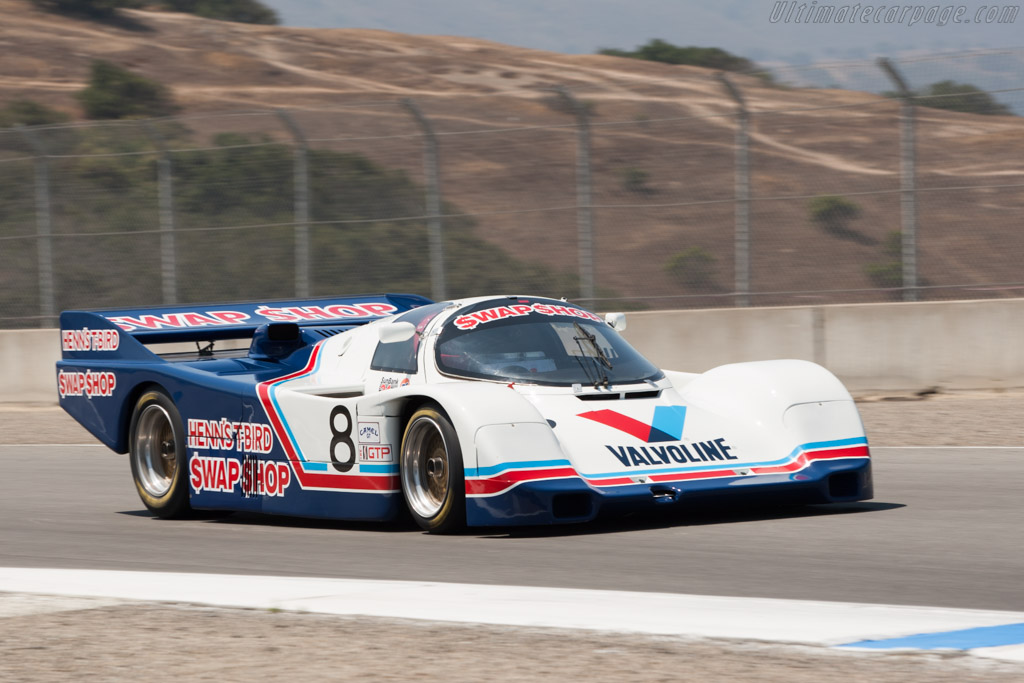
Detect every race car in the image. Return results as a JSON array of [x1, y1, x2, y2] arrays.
[[57, 293, 872, 532]]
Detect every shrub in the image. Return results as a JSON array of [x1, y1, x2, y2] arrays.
[[0, 127, 584, 316], [76, 60, 179, 119], [542, 94, 596, 118], [864, 231, 903, 288], [808, 195, 861, 236], [665, 247, 717, 290], [30, 0, 142, 18], [864, 262, 902, 288], [620, 167, 652, 194], [0, 100, 69, 127]]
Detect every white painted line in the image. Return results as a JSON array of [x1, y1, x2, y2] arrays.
[[1, 567, 1022, 663], [974, 645, 1024, 662]]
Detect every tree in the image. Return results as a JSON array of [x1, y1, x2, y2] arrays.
[[157, 0, 279, 24], [0, 125, 583, 318], [0, 100, 69, 127], [886, 80, 1012, 116], [33, 0, 280, 24], [598, 40, 756, 72], [915, 80, 1012, 116], [30, 0, 141, 18], [76, 60, 179, 119]]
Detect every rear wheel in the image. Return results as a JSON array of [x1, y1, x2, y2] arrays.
[[400, 406, 465, 533], [129, 390, 190, 519]]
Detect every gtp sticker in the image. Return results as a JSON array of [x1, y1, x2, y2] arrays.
[[359, 445, 393, 463]]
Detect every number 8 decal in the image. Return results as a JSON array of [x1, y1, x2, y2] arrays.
[[329, 405, 355, 472]]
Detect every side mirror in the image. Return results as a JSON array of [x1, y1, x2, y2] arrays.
[[378, 321, 416, 344], [605, 312, 627, 332]]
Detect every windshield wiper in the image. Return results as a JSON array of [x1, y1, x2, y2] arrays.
[[573, 322, 612, 388], [573, 322, 613, 369]]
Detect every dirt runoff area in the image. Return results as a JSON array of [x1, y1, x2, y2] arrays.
[[1, 392, 1023, 682], [1, 600, 1022, 683]]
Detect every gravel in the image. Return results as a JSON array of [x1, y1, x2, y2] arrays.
[[2, 602, 1023, 683]]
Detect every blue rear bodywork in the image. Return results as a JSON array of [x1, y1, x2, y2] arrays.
[[57, 294, 431, 519]]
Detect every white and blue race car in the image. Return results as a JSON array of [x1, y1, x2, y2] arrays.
[[58, 294, 872, 532]]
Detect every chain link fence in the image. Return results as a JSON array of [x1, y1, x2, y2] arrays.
[[2, 51, 1024, 327]]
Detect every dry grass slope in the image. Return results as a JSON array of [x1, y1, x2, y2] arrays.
[[1, 0, 1022, 303]]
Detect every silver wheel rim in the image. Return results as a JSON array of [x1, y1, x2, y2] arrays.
[[133, 403, 177, 498], [402, 416, 450, 519]]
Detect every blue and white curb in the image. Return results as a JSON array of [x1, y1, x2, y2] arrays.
[[1, 568, 1022, 662], [843, 622, 1024, 660]]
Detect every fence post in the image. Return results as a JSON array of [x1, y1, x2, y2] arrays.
[[142, 122, 178, 305], [275, 109, 311, 298], [878, 58, 918, 302], [552, 87, 595, 305], [717, 73, 751, 308], [16, 125, 55, 327], [402, 99, 446, 302]]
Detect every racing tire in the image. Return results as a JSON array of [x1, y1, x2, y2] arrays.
[[128, 389, 191, 519], [400, 405, 465, 533]]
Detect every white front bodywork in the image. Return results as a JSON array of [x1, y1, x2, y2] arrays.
[[263, 297, 867, 494]]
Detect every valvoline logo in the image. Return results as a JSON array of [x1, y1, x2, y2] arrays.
[[578, 405, 687, 443]]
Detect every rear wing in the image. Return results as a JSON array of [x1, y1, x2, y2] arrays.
[[59, 293, 433, 360]]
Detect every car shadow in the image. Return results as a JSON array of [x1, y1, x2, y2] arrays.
[[117, 501, 903, 537], [475, 501, 906, 539], [209, 511, 418, 533], [117, 509, 420, 533]]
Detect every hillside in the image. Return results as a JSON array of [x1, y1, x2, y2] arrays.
[[1, 0, 1023, 310]]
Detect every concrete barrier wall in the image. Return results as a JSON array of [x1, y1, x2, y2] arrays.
[[4, 298, 1023, 403], [2, 329, 60, 404], [622, 298, 1024, 393]]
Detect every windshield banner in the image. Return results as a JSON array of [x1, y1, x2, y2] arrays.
[[453, 302, 602, 331]]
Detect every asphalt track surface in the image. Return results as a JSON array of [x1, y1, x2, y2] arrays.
[[2, 444, 1021, 613]]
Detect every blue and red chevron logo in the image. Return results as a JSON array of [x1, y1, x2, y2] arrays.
[[578, 405, 687, 443]]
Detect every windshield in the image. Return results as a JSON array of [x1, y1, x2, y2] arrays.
[[435, 299, 663, 387]]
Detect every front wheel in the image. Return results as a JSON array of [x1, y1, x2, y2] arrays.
[[400, 406, 465, 533], [129, 389, 191, 519]]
